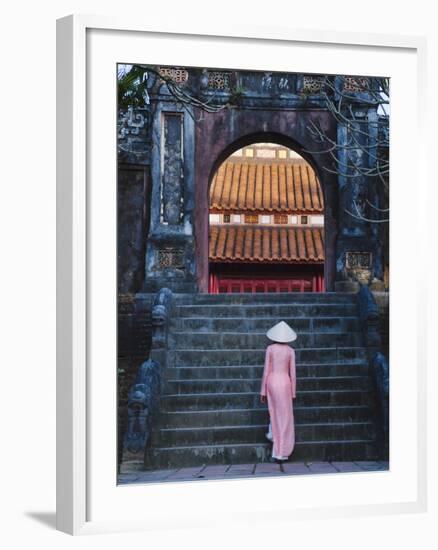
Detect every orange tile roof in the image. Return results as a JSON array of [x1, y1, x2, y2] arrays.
[[209, 225, 324, 263], [210, 160, 323, 213]]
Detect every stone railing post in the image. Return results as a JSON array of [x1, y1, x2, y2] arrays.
[[122, 358, 161, 463], [149, 287, 174, 376], [357, 284, 382, 354], [357, 284, 389, 458], [371, 352, 389, 455], [122, 288, 174, 466]]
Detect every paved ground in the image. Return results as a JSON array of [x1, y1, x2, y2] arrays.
[[118, 461, 389, 485]]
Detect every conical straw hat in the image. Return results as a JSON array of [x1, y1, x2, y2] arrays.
[[266, 321, 297, 343]]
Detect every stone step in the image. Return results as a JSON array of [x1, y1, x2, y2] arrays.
[[155, 422, 376, 447], [139, 290, 384, 469], [169, 347, 368, 366], [144, 281, 197, 293], [173, 316, 361, 333], [146, 440, 378, 469], [169, 331, 363, 350], [157, 405, 372, 428], [160, 389, 374, 411], [165, 361, 370, 380], [173, 292, 357, 305], [164, 376, 371, 395], [176, 303, 358, 318]]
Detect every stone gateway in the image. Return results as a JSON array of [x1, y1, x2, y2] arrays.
[[118, 67, 389, 295], [117, 65, 389, 475]]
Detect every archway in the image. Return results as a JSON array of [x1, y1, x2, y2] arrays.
[[195, 127, 338, 293], [208, 142, 325, 293]]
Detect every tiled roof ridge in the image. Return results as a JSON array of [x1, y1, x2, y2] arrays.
[[209, 225, 325, 263]]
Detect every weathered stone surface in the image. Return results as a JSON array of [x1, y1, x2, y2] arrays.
[[355, 460, 388, 471], [117, 67, 390, 471], [225, 464, 255, 476], [118, 107, 150, 165], [118, 69, 387, 293], [118, 460, 388, 484], [165, 466, 205, 480], [282, 463, 312, 475], [162, 113, 184, 225], [331, 461, 363, 473], [306, 462, 338, 474], [119, 469, 179, 484], [130, 292, 389, 471], [122, 358, 161, 461], [254, 463, 282, 475], [117, 166, 149, 294]]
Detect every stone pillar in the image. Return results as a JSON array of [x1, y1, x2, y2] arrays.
[[144, 101, 197, 292], [334, 78, 384, 291]]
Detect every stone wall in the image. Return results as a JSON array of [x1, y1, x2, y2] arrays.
[[117, 294, 154, 470], [118, 165, 150, 294]]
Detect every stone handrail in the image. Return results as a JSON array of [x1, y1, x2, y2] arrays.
[[357, 284, 381, 352], [357, 284, 389, 456], [150, 287, 174, 352], [122, 288, 174, 464], [371, 351, 389, 450]]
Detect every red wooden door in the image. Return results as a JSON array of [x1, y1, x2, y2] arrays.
[[209, 274, 324, 293]]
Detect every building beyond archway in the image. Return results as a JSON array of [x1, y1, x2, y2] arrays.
[[208, 143, 325, 293]]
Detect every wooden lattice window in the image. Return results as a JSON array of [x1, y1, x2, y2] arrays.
[[274, 214, 288, 224], [300, 215, 308, 225], [223, 213, 231, 223], [244, 214, 259, 224]]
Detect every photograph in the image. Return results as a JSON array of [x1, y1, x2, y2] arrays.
[[116, 63, 390, 485]]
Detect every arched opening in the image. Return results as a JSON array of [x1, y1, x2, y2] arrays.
[[208, 142, 325, 293]]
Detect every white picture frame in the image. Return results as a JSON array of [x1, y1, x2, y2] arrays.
[[56, 15, 428, 535]]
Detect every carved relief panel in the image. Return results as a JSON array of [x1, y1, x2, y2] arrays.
[[161, 113, 184, 225], [157, 247, 185, 270], [346, 251, 373, 284], [302, 75, 325, 94]]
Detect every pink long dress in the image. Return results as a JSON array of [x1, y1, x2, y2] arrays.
[[260, 343, 296, 459]]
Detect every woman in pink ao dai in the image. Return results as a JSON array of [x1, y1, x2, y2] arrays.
[[260, 321, 297, 461]]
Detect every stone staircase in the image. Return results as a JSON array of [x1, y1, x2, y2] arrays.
[[146, 292, 381, 469]]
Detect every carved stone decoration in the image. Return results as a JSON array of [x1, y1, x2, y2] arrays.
[[117, 106, 150, 164], [151, 287, 173, 348], [123, 359, 160, 456], [302, 75, 325, 94], [122, 289, 173, 462], [161, 113, 184, 224], [207, 71, 231, 90], [346, 251, 372, 269], [158, 67, 189, 84], [118, 106, 147, 138], [157, 248, 185, 270], [346, 251, 373, 285], [343, 76, 369, 92]]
